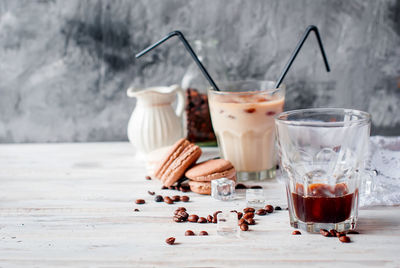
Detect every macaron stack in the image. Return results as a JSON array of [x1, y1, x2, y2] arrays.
[[185, 159, 236, 195], [154, 138, 236, 195]]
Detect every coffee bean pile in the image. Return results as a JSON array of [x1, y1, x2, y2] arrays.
[[173, 207, 219, 224], [319, 229, 358, 243]]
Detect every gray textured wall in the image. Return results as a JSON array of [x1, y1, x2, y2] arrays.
[[0, 0, 399, 143]]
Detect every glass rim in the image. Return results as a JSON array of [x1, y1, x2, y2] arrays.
[[208, 80, 285, 95], [275, 108, 371, 127]]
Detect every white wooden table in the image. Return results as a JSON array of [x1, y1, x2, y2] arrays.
[[0, 143, 399, 267]]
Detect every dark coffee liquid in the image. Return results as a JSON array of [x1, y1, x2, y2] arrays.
[[292, 183, 356, 223]]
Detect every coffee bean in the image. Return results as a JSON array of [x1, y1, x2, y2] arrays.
[[199, 231, 208, 236], [188, 215, 199, 222], [145, 176, 152, 180], [237, 212, 243, 220], [154, 195, 163, 202], [161, 186, 168, 190], [337, 232, 347, 237], [212, 217, 217, 223], [177, 207, 186, 212], [169, 186, 176, 190], [173, 216, 183, 222], [275, 206, 282, 211], [329, 229, 338, 237], [235, 183, 247, 189], [181, 196, 190, 202], [177, 211, 189, 220], [292, 230, 301, 235], [135, 199, 145, 204], [319, 229, 331, 237], [339, 235, 351, 243], [164, 196, 174, 204], [243, 207, 255, 213], [165, 237, 175, 245], [265, 205, 274, 213], [207, 215, 213, 223], [198, 217, 207, 223], [347, 230, 360, 234], [185, 230, 195, 236], [134, 208, 139, 212], [179, 186, 190, 192], [240, 223, 249, 231], [247, 218, 256, 225], [148, 191, 155, 196], [172, 195, 181, 202], [238, 218, 247, 226], [256, 209, 267, 216], [250, 185, 262, 189], [213, 211, 222, 218], [243, 212, 255, 220]]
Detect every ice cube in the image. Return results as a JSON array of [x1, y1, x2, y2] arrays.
[[211, 178, 235, 201], [217, 211, 239, 237], [245, 189, 266, 208]]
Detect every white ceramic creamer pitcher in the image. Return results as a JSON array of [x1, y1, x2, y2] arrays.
[[127, 84, 184, 155]]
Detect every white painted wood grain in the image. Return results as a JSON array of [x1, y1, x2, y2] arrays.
[[0, 143, 399, 267]]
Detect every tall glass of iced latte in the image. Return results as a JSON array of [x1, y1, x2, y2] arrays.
[[208, 81, 285, 181]]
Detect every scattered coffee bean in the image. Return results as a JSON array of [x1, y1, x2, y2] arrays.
[[188, 215, 199, 222], [265, 205, 274, 213], [165, 237, 175, 245], [243, 207, 255, 213], [212, 217, 217, 223], [240, 223, 249, 231], [250, 185, 262, 189], [177, 207, 186, 212], [145, 176, 152, 180], [172, 195, 181, 202], [256, 209, 267, 216], [319, 229, 331, 237], [179, 186, 190, 192], [329, 229, 338, 237], [275, 206, 282, 211], [154, 195, 163, 202], [244, 108, 256, 113], [198, 217, 207, 223], [213, 211, 222, 218], [164, 196, 174, 204], [243, 212, 255, 220], [185, 230, 195, 236], [199, 231, 208, 236], [134, 208, 139, 212], [237, 212, 243, 220], [347, 230, 360, 234], [339, 235, 351, 243], [181, 196, 190, 202], [337, 232, 347, 237], [247, 218, 256, 225], [238, 218, 247, 226], [292, 230, 301, 235], [161, 186, 168, 190], [207, 215, 213, 223], [177, 211, 189, 220], [173, 216, 183, 222], [148, 191, 155, 196], [235, 183, 247, 189], [135, 199, 145, 204]]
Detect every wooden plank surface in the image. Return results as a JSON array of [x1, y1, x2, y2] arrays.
[[0, 143, 399, 267]]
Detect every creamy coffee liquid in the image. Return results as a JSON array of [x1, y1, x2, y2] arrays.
[[209, 93, 284, 172]]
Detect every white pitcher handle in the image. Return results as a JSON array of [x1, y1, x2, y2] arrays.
[[171, 84, 185, 118]]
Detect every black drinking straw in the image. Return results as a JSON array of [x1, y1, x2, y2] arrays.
[[275, 25, 330, 89], [136, 31, 220, 91]]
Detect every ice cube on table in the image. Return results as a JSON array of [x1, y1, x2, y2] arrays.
[[211, 178, 235, 201], [217, 211, 239, 237], [246, 189, 266, 208]]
